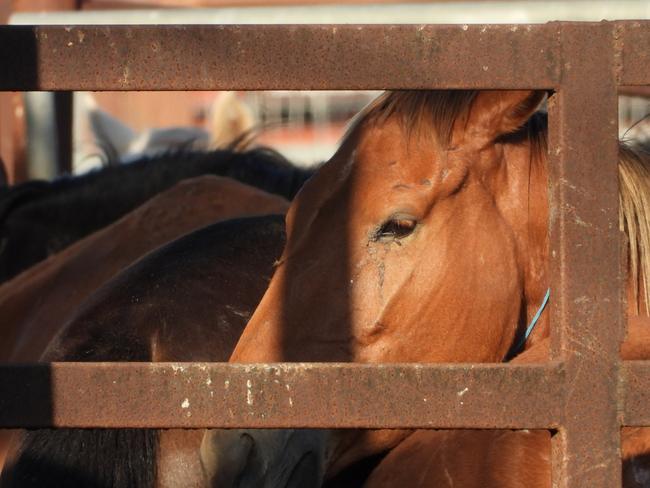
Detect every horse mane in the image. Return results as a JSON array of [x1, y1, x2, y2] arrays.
[[2, 429, 157, 488], [619, 143, 650, 315], [346, 90, 477, 147], [89, 145, 313, 202], [4, 145, 310, 212], [350, 90, 650, 316]]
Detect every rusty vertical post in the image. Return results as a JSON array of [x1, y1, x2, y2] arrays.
[[1, 4, 18, 185], [548, 22, 623, 487], [5, 0, 80, 180], [53, 91, 73, 175]]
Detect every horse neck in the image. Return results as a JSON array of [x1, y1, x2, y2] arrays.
[[521, 140, 650, 350], [497, 135, 550, 348]]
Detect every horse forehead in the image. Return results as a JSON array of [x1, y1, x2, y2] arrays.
[[354, 121, 441, 181]]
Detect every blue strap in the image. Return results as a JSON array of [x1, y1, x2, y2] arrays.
[[512, 288, 551, 354]]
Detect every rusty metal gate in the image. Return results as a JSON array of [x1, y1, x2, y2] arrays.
[[0, 21, 649, 487]]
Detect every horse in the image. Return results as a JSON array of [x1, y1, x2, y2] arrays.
[[0, 145, 311, 283], [206, 91, 256, 150], [199, 90, 650, 487], [0, 214, 288, 487], [0, 175, 289, 364], [366, 429, 551, 488], [0, 175, 289, 474]]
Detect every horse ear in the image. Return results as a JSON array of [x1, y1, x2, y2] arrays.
[[89, 107, 137, 158], [457, 90, 545, 147]]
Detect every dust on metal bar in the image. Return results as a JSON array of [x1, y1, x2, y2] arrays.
[[0, 362, 564, 429], [0, 24, 561, 91]]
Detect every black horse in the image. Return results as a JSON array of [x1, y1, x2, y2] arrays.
[[0, 147, 313, 283]]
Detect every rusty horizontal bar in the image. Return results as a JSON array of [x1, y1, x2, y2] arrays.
[[622, 361, 650, 427], [619, 85, 650, 98], [0, 362, 565, 429], [0, 22, 646, 92], [617, 21, 650, 86], [0, 24, 562, 91]]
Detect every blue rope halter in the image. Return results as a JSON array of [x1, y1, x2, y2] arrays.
[[511, 288, 551, 355]]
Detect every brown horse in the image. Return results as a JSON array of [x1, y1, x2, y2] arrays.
[[365, 429, 552, 488], [201, 90, 650, 487]]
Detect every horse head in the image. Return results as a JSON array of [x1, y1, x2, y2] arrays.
[[202, 90, 554, 487]]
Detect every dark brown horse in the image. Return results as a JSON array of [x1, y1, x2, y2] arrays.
[[0, 214, 289, 487], [0, 175, 289, 477], [0, 175, 288, 364]]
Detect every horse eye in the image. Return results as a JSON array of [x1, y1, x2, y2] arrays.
[[376, 217, 417, 241]]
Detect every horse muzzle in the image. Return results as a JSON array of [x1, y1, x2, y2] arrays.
[[200, 428, 326, 488]]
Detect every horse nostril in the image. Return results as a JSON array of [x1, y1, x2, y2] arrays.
[[202, 429, 325, 488]]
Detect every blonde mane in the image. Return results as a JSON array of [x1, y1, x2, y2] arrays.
[[619, 144, 650, 315], [348, 90, 650, 315]]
